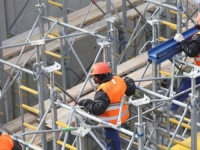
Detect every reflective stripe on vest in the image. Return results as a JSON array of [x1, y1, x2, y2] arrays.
[[100, 107, 129, 121], [97, 76, 129, 124]]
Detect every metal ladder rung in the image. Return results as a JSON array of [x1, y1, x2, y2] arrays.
[[57, 140, 77, 150], [54, 70, 62, 76], [169, 10, 186, 17], [44, 50, 61, 59], [159, 36, 168, 42], [14, 90, 28, 98], [46, 84, 62, 93], [23, 123, 37, 130], [22, 104, 39, 115], [20, 85, 38, 95], [169, 118, 191, 129], [48, 0, 62, 7]]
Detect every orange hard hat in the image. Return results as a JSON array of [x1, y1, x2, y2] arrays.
[[90, 62, 111, 75]]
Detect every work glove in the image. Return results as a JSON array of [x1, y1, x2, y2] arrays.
[[195, 24, 200, 30], [174, 33, 185, 42], [78, 99, 93, 110]]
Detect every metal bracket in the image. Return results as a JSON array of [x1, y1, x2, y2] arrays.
[[96, 38, 112, 48], [30, 39, 45, 46], [129, 94, 150, 106], [183, 69, 200, 79], [42, 61, 61, 73], [71, 123, 91, 137], [104, 14, 120, 24], [146, 16, 161, 26]]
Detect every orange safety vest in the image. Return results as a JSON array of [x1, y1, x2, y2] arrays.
[[97, 76, 129, 124], [194, 54, 200, 66], [0, 134, 14, 150]]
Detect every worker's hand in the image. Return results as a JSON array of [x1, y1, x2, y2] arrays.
[[174, 33, 184, 42], [78, 99, 92, 108], [195, 24, 200, 30], [78, 99, 86, 107]]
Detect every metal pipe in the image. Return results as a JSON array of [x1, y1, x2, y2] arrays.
[[0, 59, 33, 75], [42, 16, 106, 39], [145, 0, 177, 10]]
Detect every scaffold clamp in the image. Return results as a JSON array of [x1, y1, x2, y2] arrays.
[[104, 13, 120, 24], [96, 38, 112, 48], [129, 94, 150, 106], [146, 16, 161, 26], [30, 39, 45, 46], [42, 61, 61, 73], [183, 69, 200, 79], [71, 123, 91, 137]]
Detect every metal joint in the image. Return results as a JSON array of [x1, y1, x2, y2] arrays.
[[42, 61, 61, 73], [96, 38, 112, 48], [33, 62, 43, 81]]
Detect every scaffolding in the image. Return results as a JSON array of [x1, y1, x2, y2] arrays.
[[0, 0, 200, 150]]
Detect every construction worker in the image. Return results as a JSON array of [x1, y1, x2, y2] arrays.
[[171, 28, 200, 113], [0, 132, 22, 150], [78, 62, 136, 150]]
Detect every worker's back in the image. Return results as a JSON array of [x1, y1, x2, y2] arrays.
[[0, 134, 14, 150]]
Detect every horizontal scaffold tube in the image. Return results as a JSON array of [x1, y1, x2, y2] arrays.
[[20, 85, 38, 95], [54, 101, 134, 137], [22, 104, 39, 115], [0, 59, 33, 75], [42, 16, 106, 39]]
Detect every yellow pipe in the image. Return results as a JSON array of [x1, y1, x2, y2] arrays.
[[57, 140, 76, 150], [0, 112, 3, 116], [23, 123, 37, 130], [159, 71, 172, 77], [169, 118, 191, 129], [14, 90, 28, 98], [20, 85, 38, 95], [46, 84, 62, 93], [21, 79, 26, 84], [48, 0, 62, 7], [169, 10, 186, 18], [158, 144, 167, 150], [56, 121, 68, 128], [50, 32, 60, 37], [44, 50, 61, 59], [162, 21, 177, 28], [22, 104, 39, 115], [158, 37, 168, 42], [54, 70, 62, 76]]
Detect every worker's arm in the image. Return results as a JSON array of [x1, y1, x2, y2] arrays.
[[180, 39, 200, 57], [123, 77, 136, 96], [78, 90, 110, 116]]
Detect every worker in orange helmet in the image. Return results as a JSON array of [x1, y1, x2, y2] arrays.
[[78, 62, 136, 150], [0, 132, 22, 150]]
